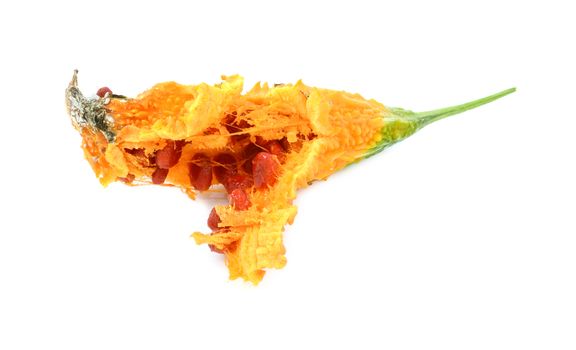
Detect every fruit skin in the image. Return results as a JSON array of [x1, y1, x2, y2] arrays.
[[67, 72, 515, 284]]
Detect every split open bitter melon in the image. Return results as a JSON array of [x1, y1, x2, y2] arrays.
[[66, 71, 514, 284]]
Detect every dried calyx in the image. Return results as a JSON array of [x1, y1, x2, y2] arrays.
[[65, 70, 116, 142]]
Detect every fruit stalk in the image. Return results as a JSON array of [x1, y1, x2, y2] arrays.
[[364, 88, 516, 158]]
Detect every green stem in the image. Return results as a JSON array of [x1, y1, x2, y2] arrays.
[[362, 87, 516, 159], [414, 87, 516, 127]]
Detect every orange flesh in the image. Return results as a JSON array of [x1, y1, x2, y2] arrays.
[[82, 75, 387, 284]]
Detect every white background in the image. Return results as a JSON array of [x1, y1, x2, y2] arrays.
[[0, 1, 574, 349]]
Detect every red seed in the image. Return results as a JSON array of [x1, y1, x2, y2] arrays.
[[151, 167, 169, 184], [224, 173, 253, 193], [155, 140, 182, 169], [189, 154, 213, 191], [213, 153, 237, 184], [252, 152, 280, 189], [242, 143, 264, 174], [96, 87, 112, 98], [190, 166, 212, 191], [267, 140, 286, 163], [207, 207, 221, 231], [229, 188, 251, 210]]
